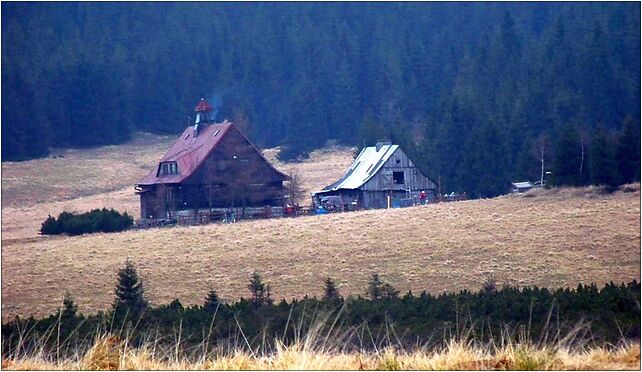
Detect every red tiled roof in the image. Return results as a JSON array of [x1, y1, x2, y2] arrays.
[[137, 122, 287, 186], [194, 98, 213, 112]]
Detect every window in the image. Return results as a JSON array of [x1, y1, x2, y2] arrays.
[[393, 171, 405, 184], [159, 161, 178, 176]]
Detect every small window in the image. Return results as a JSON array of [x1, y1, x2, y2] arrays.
[[396, 159, 401, 164], [159, 161, 178, 176], [393, 171, 405, 184]]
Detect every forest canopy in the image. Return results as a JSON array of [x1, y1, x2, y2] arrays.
[[2, 2, 640, 197]]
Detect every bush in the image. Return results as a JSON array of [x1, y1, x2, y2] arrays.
[[39, 208, 133, 236]]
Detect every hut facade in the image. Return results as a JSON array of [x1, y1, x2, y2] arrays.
[[313, 142, 437, 209], [135, 99, 288, 220]]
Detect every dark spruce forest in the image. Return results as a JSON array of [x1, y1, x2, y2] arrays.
[[2, 2, 640, 197]]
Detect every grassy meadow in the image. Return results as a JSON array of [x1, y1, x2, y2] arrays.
[[1, 134, 354, 242], [2, 183, 639, 320], [1, 135, 640, 370]]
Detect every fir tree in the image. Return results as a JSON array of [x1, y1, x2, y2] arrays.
[[247, 271, 267, 307], [60, 291, 78, 321], [204, 289, 220, 312], [56, 291, 80, 342], [322, 277, 340, 302], [381, 282, 400, 300], [113, 259, 147, 320], [552, 124, 583, 186], [483, 274, 497, 294], [617, 116, 641, 184], [367, 273, 384, 301], [589, 126, 619, 188]]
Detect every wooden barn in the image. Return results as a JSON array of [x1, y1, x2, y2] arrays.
[[135, 99, 288, 220], [313, 142, 437, 209]]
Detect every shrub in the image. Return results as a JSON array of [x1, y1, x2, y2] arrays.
[[39, 208, 133, 236], [40, 215, 59, 235]]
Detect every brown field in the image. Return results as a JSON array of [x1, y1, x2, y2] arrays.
[[1, 134, 354, 242], [1, 135, 640, 320], [2, 180, 640, 319]]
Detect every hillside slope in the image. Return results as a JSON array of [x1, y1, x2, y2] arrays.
[[0, 135, 354, 241], [2, 186, 639, 320]]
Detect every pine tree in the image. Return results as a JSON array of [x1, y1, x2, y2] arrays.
[[381, 282, 400, 300], [322, 277, 340, 302], [247, 271, 267, 307], [204, 289, 220, 312], [57, 291, 79, 341], [356, 111, 386, 156], [367, 273, 384, 301], [552, 124, 583, 186], [60, 291, 78, 321], [589, 126, 619, 188], [617, 116, 641, 184], [113, 259, 147, 320]]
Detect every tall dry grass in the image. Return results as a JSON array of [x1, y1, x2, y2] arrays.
[[3, 303, 640, 371], [2, 319, 639, 370]]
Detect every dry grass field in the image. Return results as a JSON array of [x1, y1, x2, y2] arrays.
[[2, 183, 639, 320], [1, 135, 640, 322], [1, 135, 354, 242]]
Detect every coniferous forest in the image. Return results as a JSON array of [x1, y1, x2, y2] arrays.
[[2, 2, 640, 197]]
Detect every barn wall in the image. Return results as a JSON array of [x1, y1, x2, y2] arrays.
[[361, 191, 388, 209], [361, 148, 436, 192]]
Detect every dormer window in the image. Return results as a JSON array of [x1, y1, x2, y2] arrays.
[[159, 161, 178, 176]]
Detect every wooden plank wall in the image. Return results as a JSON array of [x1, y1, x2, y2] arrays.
[[361, 148, 436, 192]]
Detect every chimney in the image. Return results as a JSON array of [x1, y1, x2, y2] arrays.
[[375, 140, 392, 151]]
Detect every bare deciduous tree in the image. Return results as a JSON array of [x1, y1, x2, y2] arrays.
[[285, 167, 305, 206], [532, 134, 550, 186]]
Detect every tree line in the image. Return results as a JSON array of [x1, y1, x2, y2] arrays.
[[2, 260, 639, 357], [2, 3, 640, 197]]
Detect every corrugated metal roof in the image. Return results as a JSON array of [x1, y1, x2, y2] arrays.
[[321, 144, 399, 191], [512, 181, 533, 188]]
